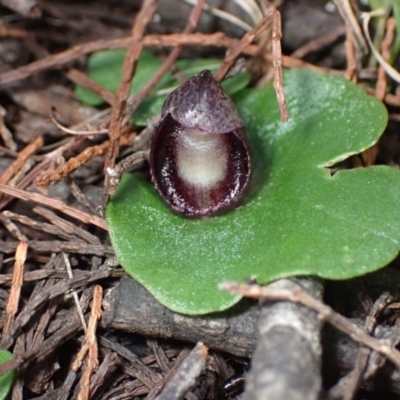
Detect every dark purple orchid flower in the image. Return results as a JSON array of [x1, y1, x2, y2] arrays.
[[149, 70, 251, 217]]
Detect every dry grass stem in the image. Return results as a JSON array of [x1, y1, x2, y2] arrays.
[[124, 0, 206, 123], [376, 16, 396, 101], [75, 285, 103, 400], [104, 0, 157, 197], [221, 282, 400, 369], [0, 183, 108, 230], [3, 241, 28, 334], [0, 33, 258, 87], [35, 133, 134, 186], [0, 136, 43, 186]]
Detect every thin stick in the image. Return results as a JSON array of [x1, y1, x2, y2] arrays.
[[0, 106, 17, 151], [0, 135, 43, 185], [35, 133, 133, 186], [75, 285, 103, 400], [124, 0, 206, 123], [221, 281, 400, 369], [291, 26, 346, 59], [271, 10, 289, 122], [215, 10, 289, 122], [214, 12, 275, 82], [344, 25, 357, 81], [0, 183, 108, 230], [3, 241, 28, 334], [333, 0, 368, 56], [0, 33, 258, 87], [104, 0, 156, 197], [49, 107, 108, 136], [376, 16, 396, 100], [63, 253, 87, 332], [65, 68, 116, 106]]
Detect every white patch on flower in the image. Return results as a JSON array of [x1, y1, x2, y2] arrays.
[[177, 128, 227, 189]]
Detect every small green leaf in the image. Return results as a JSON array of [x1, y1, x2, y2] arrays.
[[74, 50, 250, 124], [0, 350, 14, 400], [107, 68, 399, 315]]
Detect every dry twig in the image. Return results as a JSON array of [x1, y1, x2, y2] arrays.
[[155, 343, 208, 400], [65, 68, 116, 106], [3, 241, 28, 334], [104, 0, 157, 197], [376, 16, 396, 101], [0, 33, 258, 87], [74, 285, 103, 400], [221, 281, 400, 369], [215, 10, 289, 122], [0, 183, 108, 230], [124, 0, 206, 122], [0, 135, 43, 187], [35, 132, 134, 186]]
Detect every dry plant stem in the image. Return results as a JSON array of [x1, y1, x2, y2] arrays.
[[145, 348, 191, 400], [0, 107, 17, 151], [0, 135, 43, 186], [0, 268, 124, 286], [0, 268, 112, 354], [0, 137, 84, 210], [291, 26, 346, 59], [3, 241, 28, 335], [146, 339, 170, 373], [327, 293, 393, 400], [342, 294, 392, 400], [0, 183, 108, 231], [221, 282, 400, 369], [344, 26, 357, 81], [124, 0, 206, 123], [89, 353, 118, 398], [63, 253, 87, 332], [104, 0, 157, 197], [0, 313, 83, 376], [0, 212, 28, 241], [333, 0, 367, 57], [99, 335, 162, 387], [9, 159, 34, 190], [215, 11, 274, 81], [155, 343, 208, 400], [271, 10, 289, 122], [65, 68, 116, 106], [0, 33, 258, 87], [0, 24, 28, 39], [215, 10, 288, 122], [102, 277, 258, 358], [75, 285, 103, 400], [376, 17, 396, 101], [365, 86, 400, 107], [3, 210, 79, 241], [108, 149, 149, 194], [66, 177, 97, 214], [132, 115, 160, 151], [35, 134, 133, 186], [242, 279, 322, 400], [33, 206, 100, 244], [1, 241, 113, 256], [49, 107, 108, 136]]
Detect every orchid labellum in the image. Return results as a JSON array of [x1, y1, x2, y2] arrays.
[[149, 70, 251, 217]]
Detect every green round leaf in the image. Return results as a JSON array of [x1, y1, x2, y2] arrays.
[[0, 350, 14, 400], [107, 68, 398, 315]]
